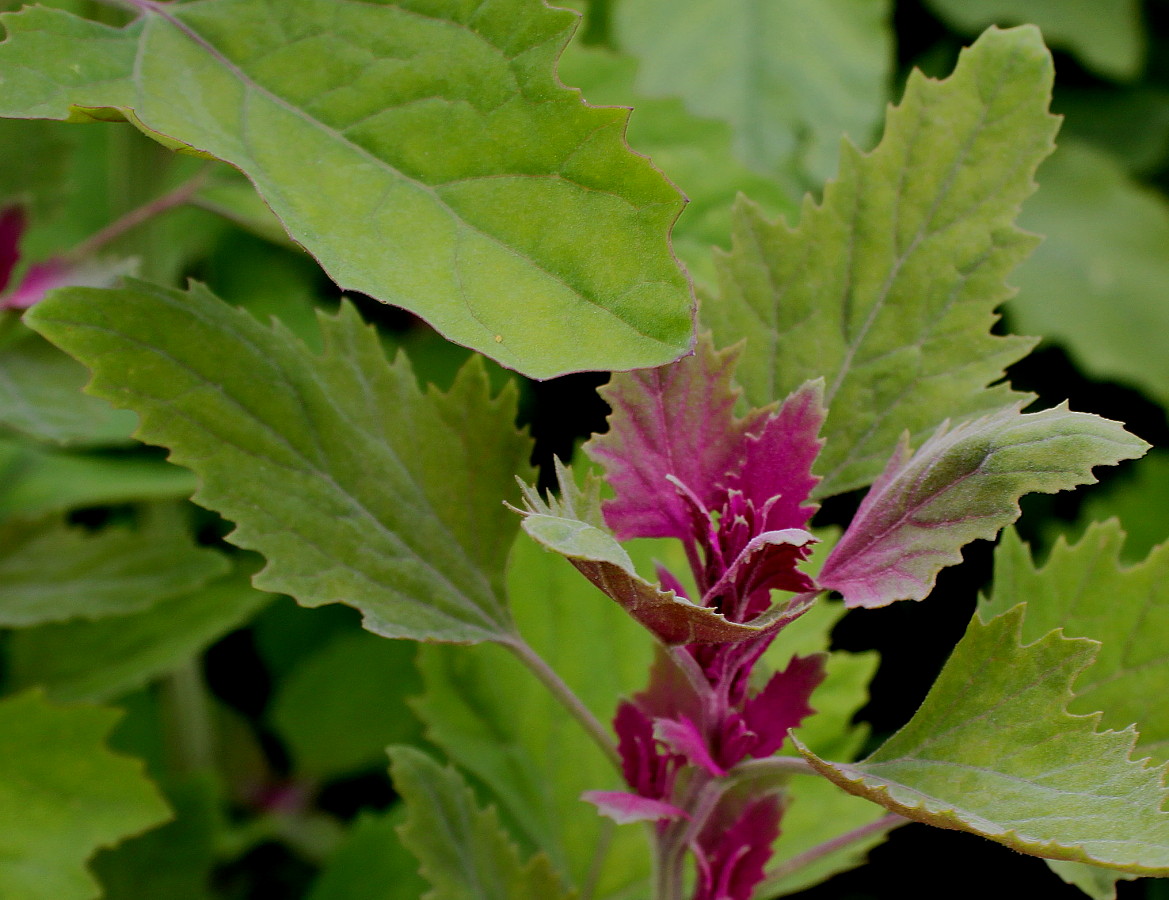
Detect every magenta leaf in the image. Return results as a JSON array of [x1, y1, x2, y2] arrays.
[[581, 790, 689, 825], [693, 794, 784, 900], [654, 715, 726, 777], [586, 335, 763, 541], [819, 403, 1148, 608], [0, 205, 25, 292], [0, 257, 135, 310], [743, 653, 827, 757], [614, 700, 681, 802]]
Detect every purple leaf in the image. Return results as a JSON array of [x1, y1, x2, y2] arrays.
[[693, 794, 784, 900], [743, 653, 827, 757], [614, 701, 681, 802], [820, 403, 1148, 608], [703, 528, 816, 618], [581, 790, 689, 824], [654, 715, 725, 776], [726, 380, 826, 531], [586, 336, 763, 541]]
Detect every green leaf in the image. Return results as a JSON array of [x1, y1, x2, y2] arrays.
[[795, 605, 1169, 875], [0, 505, 229, 626], [705, 26, 1056, 497], [269, 630, 423, 782], [0, 690, 171, 900], [556, 45, 798, 286], [818, 403, 1148, 609], [9, 565, 271, 703], [306, 809, 427, 900], [984, 523, 1169, 763], [26, 281, 532, 644], [1075, 451, 1169, 563], [389, 746, 576, 900], [413, 534, 654, 898], [612, 0, 892, 183], [0, 1, 694, 378], [1046, 859, 1136, 900], [0, 437, 197, 519], [0, 324, 137, 445], [924, 0, 1145, 82], [1008, 140, 1169, 411]]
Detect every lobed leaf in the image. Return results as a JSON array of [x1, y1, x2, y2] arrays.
[[818, 403, 1147, 609], [985, 524, 1169, 763], [705, 26, 1056, 497], [0, 690, 171, 900], [389, 746, 575, 900], [26, 280, 532, 644], [0, 0, 694, 378], [795, 605, 1169, 874], [0, 506, 229, 626]]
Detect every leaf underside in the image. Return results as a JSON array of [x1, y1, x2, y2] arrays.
[[796, 605, 1169, 875], [0, 0, 695, 378], [705, 25, 1057, 497], [26, 281, 531, 644]]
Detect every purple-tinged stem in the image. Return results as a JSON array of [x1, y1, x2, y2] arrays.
[[760, 813, 908, 889], [726, 755, 818, 781], [505, 637, 621, 773], [65, 167, 213, 263]]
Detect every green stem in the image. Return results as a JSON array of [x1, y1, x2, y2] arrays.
[[726, 755, 819, 782], [161, 659, 216, 775], [505, 637, 620, 772]]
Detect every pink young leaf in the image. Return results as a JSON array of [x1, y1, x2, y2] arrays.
[[586, 335, 763, 541], [693, 794, 784, 900], [726, 380, 826, 532], [654, 715, 725, 776], [819, 403, 1149, 608], [614, 700, 680, 802], [702, 528, 817, 614], [0, 205, 25, 292], [742, 653, 827, 758], [0, 256, 136, 310], [581, 790, 689, 825]]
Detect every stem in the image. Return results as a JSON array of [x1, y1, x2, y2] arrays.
[[760, 813, 908, 890], [65, 167, 213, 262], [161, 660, 216, 775], [727, 755, 819, 781], [505, 638, 621, 772], [581, 818, 615, 900]]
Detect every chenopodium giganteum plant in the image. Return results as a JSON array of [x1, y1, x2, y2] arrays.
[[6, 0, 1169, 897]]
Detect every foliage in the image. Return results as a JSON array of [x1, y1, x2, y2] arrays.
[[1, 3, 1168, 900]]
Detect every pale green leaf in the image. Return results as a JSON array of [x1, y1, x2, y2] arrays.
[[1008, 140, 1169, 410], [269, 630, 423, 781], [413, 534, 654, 899], [0, 1, 694, 378], [796, 605, 1169, 875], [0, 690, 171, 900], [26, 281, 532, 644], [306, 809, 426, 900], [984, 523, 1169, 764], [193, 177, 295, 249], [1046, 859, 1136, 900], [1076, 451, 1169, 563], [0, 324, 136, 445], [613, 0, 892, 182], [389, 746, 576, 900], [556, 45, 798, 286], [0, 437, 197, 519], [925, 0, 1144, 81], [706, 26, 1055, 497], [9, 565, 271, 702], [0, 505, 229, 626], [818, 402, 1148, 609]]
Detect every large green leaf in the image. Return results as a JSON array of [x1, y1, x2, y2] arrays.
[[705, 26, 1055, 497], [0, 690, 171, 900], [413, 534, 654, 898], [612, 0, 892, 183], [984, 524, 1169, 763], [1008, 140, 1169, 410], [26, 281, 532, 644], [0, 437, 196, 519], [389, 746, 575, 900], [556, 45, 798, 287], [1075, 451, 1169, 563], [9, 565, 271, 703], [0, 324, 137, 445], [925, 0, 1144, 82], [796, 605, 1169, 875], [306, 809, 426, 900], [0, 1, 694, 378], [0, 506, 229, 626]]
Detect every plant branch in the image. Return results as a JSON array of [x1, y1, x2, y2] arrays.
[[505, 637, 621, 772], [727, 754, 819, 781], [759, 813, 909, 891], [161, 660, 216, 775], [65, 167, 213, 262]]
